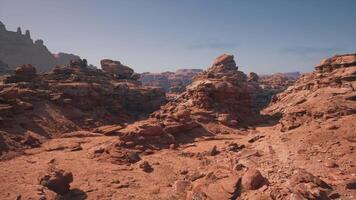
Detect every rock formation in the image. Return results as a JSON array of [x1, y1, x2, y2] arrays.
[[0, 60, 166, 158], [0, 21, 80, 72], [264, 54, 356, 131], [100, 59, 137, 80], [140, 69, 203, 93], [97, 54, 265, 163], [259, 72, 301, 92]]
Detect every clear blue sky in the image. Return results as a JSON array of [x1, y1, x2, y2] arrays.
[[1, 0, 355, 73]]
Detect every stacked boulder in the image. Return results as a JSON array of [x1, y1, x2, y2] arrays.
[[264, 53, 356, 131]]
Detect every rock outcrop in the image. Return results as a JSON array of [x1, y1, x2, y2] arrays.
[[264, 54, 356, 131], [0, 21, 80, 72], [140, 69, 203, 93], [99, 54, 264, 163], [0, 60, 166, 158], [100, 59, 137, 80]]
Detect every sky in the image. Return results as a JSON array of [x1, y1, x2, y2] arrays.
[[0, 0, 355, 74]]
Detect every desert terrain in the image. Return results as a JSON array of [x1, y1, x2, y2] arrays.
[[0, 51, 355, 200]]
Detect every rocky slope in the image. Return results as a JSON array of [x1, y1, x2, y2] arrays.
[[140, 69, 203, 93], [264, 54, 356, 132], [0, 21, 80, 72], [0, 54, 355, 200], [0, 59, 166, 159]]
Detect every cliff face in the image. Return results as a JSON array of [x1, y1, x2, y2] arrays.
[[0, 21, 80, 72]]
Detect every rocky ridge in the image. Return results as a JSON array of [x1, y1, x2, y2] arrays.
[[0, 59, 166, 159]]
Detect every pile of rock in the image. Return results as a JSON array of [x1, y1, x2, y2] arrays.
[[264, 54, 356, 131]]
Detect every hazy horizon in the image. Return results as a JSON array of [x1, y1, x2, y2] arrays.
[[1, 0, 355, 74]]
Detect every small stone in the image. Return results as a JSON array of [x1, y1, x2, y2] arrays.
[[233, 163, 245, 171], [180, 169, 189, 175], [324, 160, 337, 168], [329, 193, 340, 199], [126, 152, 141, 163], [210, 145, 219, 156], [139, 161, 153, 172], [227, 143, 245, 152], [346, 179, 356, 190]]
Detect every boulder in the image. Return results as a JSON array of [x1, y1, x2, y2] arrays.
[[39, 169, 73, 195], [5, 64, 37, 83], [288, 169, 332, 199], [248, 72, 259, 82], [241, 169, 266, 190], [100, 59, 134, 79]]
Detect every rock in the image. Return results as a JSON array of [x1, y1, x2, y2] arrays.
[[5, 64, 37, 83], [248, 135, 265, 143], [15, 64, 36, 77], [288, 169, 332, 199], [248, 72, 259, 82], [21, 132, 41, 147], [226, 143, 245, 152], [139, 161, 153, 172], [210, 145, 219, 156], [39, 169, 73, 195], [324, 160, 338, 168], [100, 59, 134, 79], [345, 179, 356, 190], [126, 152, 141, 163], [241, 169, 266, 190], [211, 54, 237, 70], [173, 180, 192, 193]]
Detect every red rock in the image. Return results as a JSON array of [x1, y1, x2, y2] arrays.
[[241, 169, 266, 190], [100, 59, 134, 79], [39, 169, 73, 195]]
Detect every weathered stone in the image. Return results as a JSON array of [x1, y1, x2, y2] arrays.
[[241, 169, 266, 190], [39, 169, 73, 195]]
